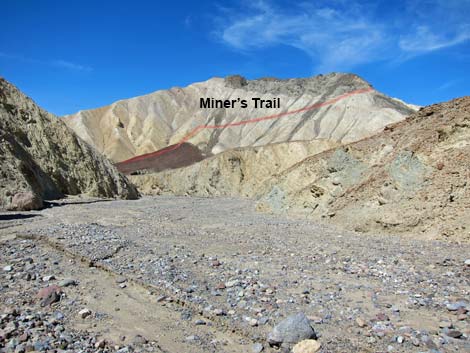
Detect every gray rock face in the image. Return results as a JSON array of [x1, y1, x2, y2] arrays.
[[267, 312, 316, 346], [0, 77, 139, 210]]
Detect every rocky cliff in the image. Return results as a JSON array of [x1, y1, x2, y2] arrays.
[[0, 78, 139, 210]]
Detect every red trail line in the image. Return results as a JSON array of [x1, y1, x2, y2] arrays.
[[117, 87, 373, 165]]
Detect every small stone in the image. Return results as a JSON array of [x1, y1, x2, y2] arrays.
[[42, 275, 55, 281], [292, 339, 321, 353], [116, 277, 127, 284], [438, 320, 452, 328], [18, 333, 29, 342], [421, 335, 438, 350], [464, 259, 470, 266], [156, 295, 167, 302], [37, 285, 62, 306], [225, 280, 239, 288], [132, 334, 148, 345], [356, 317, 366, 327], [95, 339, 106, 348], [411, 337, 420, 346], [249, 318, 258, 327], [376, 313, 389, 321], [58, 279, 77, 287], [215, 283, 226, 290], [119, 283, 127, 289], [186, 335, 200, 342], [41, 291, 60, 307], [214, 309, 226, 316], [194, 319, 206, 325], [446, 302, 466, 311], [252, 342, 264, 353], [446, 330, 462, 338], [78, 308, 92, 319], [396, 336, 404, 343], [3, 265, 13, 272]]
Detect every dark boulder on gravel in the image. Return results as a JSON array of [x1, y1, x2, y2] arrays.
[[267, 312, 316, 346]]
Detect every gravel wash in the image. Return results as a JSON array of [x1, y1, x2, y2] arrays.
[[1, 195, 469, 353]]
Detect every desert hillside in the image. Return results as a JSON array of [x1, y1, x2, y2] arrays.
[[64, 73, 416, 164], [0, 78, 139, 210], [132, 97, 470, 241]]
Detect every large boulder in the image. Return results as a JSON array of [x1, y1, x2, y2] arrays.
[[267, 312, 316, 346], [8, 192, 43, 211]]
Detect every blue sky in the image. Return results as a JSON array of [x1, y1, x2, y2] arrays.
[[1, 0, 469, 116]]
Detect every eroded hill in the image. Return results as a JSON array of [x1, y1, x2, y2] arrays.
[[132, 97, 470, 241], [64, 73, 415, 164]]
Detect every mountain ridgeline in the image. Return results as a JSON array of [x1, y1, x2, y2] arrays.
[[64, 73, 416, 170]]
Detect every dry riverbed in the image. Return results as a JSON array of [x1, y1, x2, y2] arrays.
[[1, 196, 469, 352]]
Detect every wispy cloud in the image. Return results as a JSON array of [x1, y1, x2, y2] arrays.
[[215, 0, 470, 72], [0, 52, 92, 72], [436, 79, 461, 91], [399, 25, 470, 53], [52, 59, 92, 72]]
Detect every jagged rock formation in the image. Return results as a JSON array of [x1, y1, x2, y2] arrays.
[[64, 73, 416, 164], [258, 96, 470, 240], [131, 97, 470, 240], [0, 78, 139, 210]]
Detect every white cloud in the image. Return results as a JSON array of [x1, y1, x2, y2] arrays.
[[52, 59, 92, 72], [216, 0, 470, 72], [399, 25, 470, 53], [0, 52, 92, 72]]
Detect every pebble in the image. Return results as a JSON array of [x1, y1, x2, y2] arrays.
[[58, 278, 77, 287], [225, 280, 239, 288], [132, 334, 148, 345], [252, 342, 264, 353], [356, 317, 366, 327], [446, 301, 467, 311], [445, 330, 462, 338], [78, 308, 92, 319], [95, 339, 106, 348], [116, 277, 127, 284], [292, 339, 321, 353], [186, 335, 200, 342], [3, 265, 13, 272], [438, 320, 452, 328], [213, 309, 226, 316]]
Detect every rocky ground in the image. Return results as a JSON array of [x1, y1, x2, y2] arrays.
[[1, 196, 469, 352]]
